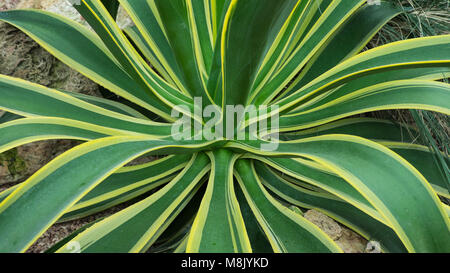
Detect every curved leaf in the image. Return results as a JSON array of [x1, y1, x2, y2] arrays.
[[0, 138, 221, 252], [57, 153, 209, 253], [187, 149, 251, 253], [0, 9, 173, 119], [275, 35, 450, 111], [254, 161, 407, 253], [278, 80, 450, 132], [0, 75, 173, 136], [234, 159, 342, 253], [229, 136, 450, 252]]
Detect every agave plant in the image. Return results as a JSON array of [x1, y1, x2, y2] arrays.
[[0, 0, 449, 253]]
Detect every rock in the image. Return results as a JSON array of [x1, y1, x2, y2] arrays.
[[0, 22, 101, 96], [0, 140, 82, 185], [0, 0, 21, 11], [16, 0, 133, 29], [335, 228, 367, 253], [304, 209, 368, 253], [0, 148, 27, 183], [116, 6, 134, 29], [365, 241, 382, 253], [304, 209, 342, 241]]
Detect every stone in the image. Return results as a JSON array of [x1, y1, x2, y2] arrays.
[[0, 140, 83, 185], [0, 0, 21, 11], [365, 241, 382, 253], [304, 209, 342, 241], [335, 228, 367, 253], [304, 209, 368, 253], [16, 0, 133, 29], [0, 22, 101, 96]]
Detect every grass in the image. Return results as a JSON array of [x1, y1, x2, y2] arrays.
[[368, 0, 450, 198], [371, 0, 449, 47]]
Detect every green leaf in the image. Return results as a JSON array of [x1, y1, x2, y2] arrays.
[[57, 153, 210, 253], [234, 159, 341, 253], [278, 80, 450, 132], [287, 66, 450, 113], [187, 149, 251, 253], [152, 0, 209, 100], [189, 0, 214, 72], [229, 136, 450, 252], [60, 90, 150, 119], [250, 155, 384, 224], [285, 1, 401, 96], [221, 0, 297, 106], [281, 118, 417, 143], [61, 155, 191, 221], [152, 183, 206, 252], [123, 26, 176, 86], [235, 179, 273, 253], [252, 0, 366, 105], [381, 142, 450, 198], [254, 161, 407, 253], [205, 0, 231, 105], [0, 137, 221, 252], [0, 74, 173, 136], [0, 118, 109, 154], [0, 9, 173, 119], [73, 0, 195, 113], [276, 35, 450, 111]]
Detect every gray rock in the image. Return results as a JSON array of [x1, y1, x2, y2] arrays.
[[304, 209, 342, 241], [0, 22, 100, 96], [15, 0, 133, 29], [0, 140, 83, 185], [0, 0, 21, 11], [335, 228, 368, 253], [304, 209, 368, 253], [365, 240, 382, 253]]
